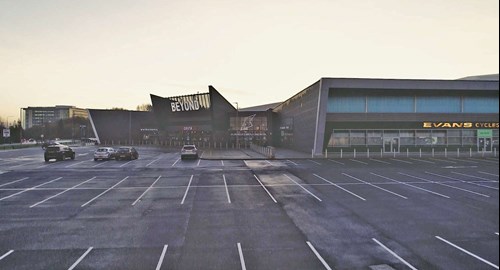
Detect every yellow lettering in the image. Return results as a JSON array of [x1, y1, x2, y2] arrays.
[[423, 122, 432, 128]]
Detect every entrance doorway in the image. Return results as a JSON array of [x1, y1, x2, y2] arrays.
[[478, 137, 492, 152], [384, 138, 399, 153]]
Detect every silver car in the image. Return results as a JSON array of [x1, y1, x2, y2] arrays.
[[94, 147, 116, 161], [181, 145, 198, 160]]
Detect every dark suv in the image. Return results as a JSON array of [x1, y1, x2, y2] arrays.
[[116, 147, 139, 160], [44, 145, 76, 162]]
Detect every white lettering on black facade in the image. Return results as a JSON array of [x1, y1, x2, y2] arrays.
[[171, 99, 200, 112]]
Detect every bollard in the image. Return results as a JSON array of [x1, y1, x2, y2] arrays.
[[469, 148, 472, 158], [354, 149, 356, 158], [406, 148, 409, 158], [312, 149, 314, 158], [445, 148, 447, 158], [419, 148, 422, 158], [325, 149, 328, 159], [340, 149, 343, 159], [393, 149, 396, 158], [457, 148, 460, 158], [367, 148, 370, 158], [380, 148, 383, 158], [495, 147, 497, 158], [432, 148, 434, 157]]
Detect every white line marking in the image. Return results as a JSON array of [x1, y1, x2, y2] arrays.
[[409, 158, 435, 164], [265, 160, 275, 166], [223, 174, 231, 203], [306, 241, 332, 270], [309, 159, 322, 165], [286, 159, 299, 166], [0, 177, 29, 188], [155, 245, 168, 270], [8, 161, 40, 169], [0, 177, 63, 201], [221, 160, 224, 166], [425, 171, 499, 190], [172, 158, 180, 167], [180, 175, 193, 204], [68, 247, 93, 270], [469, 158, 499, 164], [429, 158, 457, 164], [119, 160, 133, 168], [398, 173, 490, 198], [132, 176, 162, 206], [253, 174, 277, 203], [284, 174, 322, 202], [448, 158, 479, 163], [92, 161, 108, 168], [371, 173, 450, 199], [328, 159, 345, 165], [31, 177, 97, 207], [370, 159, 391, 164], [479, 171, 499, 177], [146, 157, 161, 167], [237, 243, 247, 270], [77, 153, 89, 156], [65, 161, 87, 168], [81, 176, 129, 207], [313, 174, 366, 201], [435, 236, 499, 269], [390, 159, 413, 164], [0, 250, 14, 261], [452, 172, 498, 182], [350, 159, 368, 165], [197, 158, 201, 167], [372, 238, 418, 270], [343, 173, 408, 199]]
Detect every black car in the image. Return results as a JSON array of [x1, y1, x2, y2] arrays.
[[116, 147, 139, 160], [44, 145, 75, 162]]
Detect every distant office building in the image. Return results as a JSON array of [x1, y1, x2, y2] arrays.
[[21, 105, 89, 129]]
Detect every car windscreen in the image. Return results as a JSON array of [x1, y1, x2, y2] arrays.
[[183, 146, 195, 150], [96, 148, 108, 152], [118, 148, 130, 152]]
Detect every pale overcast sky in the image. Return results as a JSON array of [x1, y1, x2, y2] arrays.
[[0, 0, 498, 122]]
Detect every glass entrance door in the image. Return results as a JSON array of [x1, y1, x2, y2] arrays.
[[478, 137, 492, 152], [384, 138, 399, 153]]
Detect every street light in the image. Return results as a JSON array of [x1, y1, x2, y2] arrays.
[[233, 102, 239, 148]]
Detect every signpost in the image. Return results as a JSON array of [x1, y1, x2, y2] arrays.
[[2, 128, 10, 138]]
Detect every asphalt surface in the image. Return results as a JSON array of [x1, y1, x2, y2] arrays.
[[0, 145, 498, 270]]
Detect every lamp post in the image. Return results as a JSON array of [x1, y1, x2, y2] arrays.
[[5, 116, 14, 144], [234, 102, 239, 148]]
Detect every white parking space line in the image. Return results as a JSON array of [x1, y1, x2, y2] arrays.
[[308, 159, 322, 165], [0, 250, 14, 261], [180, 175, 194, 204], [469, 158, 499, 164], [372, 238, 418, 270], [328, 159, 345, 165], [0, 177, 63, 201], [371, 173, 450, 199], [81, 176, 129, 207], [65, 161, 87, 168], [343, 173, 408, 199], [398, 173, 490, 198], [223, 174, 231, 203], [132, 176, 162, 206], [197, 158, 201, 166], [448, 158, 479, 163], [479, 171, 499, 177], [237, 243, 247, 270], [221, 160, 224, 166], [30, 177, 97, 208], [171, 158, 180, 167], [313, 174, 366, 201], [451, 172, 499, 182], [435, 236, 499, 269], [350, 159, 368, 165], [146, 157, 162, 167], [370, 159, 391, 164], [8, 161, 41, 169], [119, 160, 134, 168], [306, 241, 332, 270], [429, 158, 457, 164], [253, 174, 278, 203], [0, 177, 29, 188], [155, 245, 168, 270], [284, 174, 322, 202], [286, 160, 299, 166], [390, 159, 413, 164], [92, 161, 108, 168], [409, 158, 435, 164], [68, 247, 93, 270], [425, 171, 499, 190]]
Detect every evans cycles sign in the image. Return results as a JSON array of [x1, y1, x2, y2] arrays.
[[423, 122, 499, 128]]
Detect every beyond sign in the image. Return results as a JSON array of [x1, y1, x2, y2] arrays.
[[171, 99, 200, 112], [423, 122, 499, 128]]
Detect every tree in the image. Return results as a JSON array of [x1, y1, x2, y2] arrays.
[[136, 104, 153, 111]]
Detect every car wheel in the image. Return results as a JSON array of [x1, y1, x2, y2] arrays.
[[94, 158, 98, 161], [45, 158, 49, 162], [71, 153, 75, 160]]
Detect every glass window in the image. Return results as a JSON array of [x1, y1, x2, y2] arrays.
[[331, 130, 349, 146], [327, 95, 365, 113], [448, 137, 461, 145], [417, 96, 461, 113], [400, 137, 415, 145], [463, 97, 499, 113], [350, 131, 366, 145], [383, 131, 399, 138], [400, 130, 414, 137], [367, 96, 414, 113]]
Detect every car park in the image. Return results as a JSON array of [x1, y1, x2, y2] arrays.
[[44, 144, 75, 162], [93, 147, 116, 161], [181, 144, 198, 159], [116, 146, 139, 160]]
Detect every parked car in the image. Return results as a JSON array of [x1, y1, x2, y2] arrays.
[[181, 144, 198, 160], [116, 147, 139, 160], [44, 145, 75, 162], [93, 147, 116, 161]]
